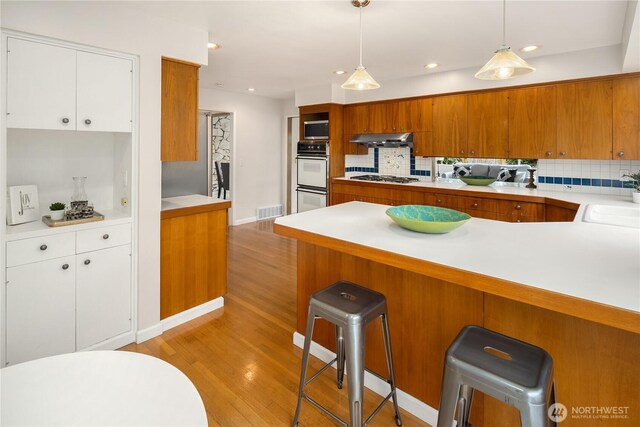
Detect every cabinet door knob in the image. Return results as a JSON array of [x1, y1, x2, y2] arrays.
[[61, 118, 69, 124], [84, 259, 91, 265], [515, 205, 522, 210], [470, 150, 475, 155], [62, 264, 69, 270], [618, 151, 625, 158], [85, 119, 92, 125], [460, 150, 465, 155], [516, 219, 522, 223], [437, 199, 442, 203], [559, 151, 566, 156], [40, 244, 47, 251], [102, 234, 109, 240], [472, 202, 478, 208], [545, 151, 552, 157]]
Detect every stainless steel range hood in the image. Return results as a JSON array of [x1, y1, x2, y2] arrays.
[[350, 133, 413, 148]]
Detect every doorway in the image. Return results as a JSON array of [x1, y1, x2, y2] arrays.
[[205, 112, 232, 200]]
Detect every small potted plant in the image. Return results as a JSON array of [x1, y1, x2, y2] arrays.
[[49, 202, 66, 220], [623, 171, 640, 204]]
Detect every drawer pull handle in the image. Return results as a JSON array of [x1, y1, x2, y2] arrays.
[[84, 259, 91, 265], [85, 119, 92, 125], [62, 264, 69, 270], [516, 219, 521, 223], [515, 205, 522, 210], [437, 199, 442, 203], [40, 244, 47, 251], [617, 151, 624, 158], [545, 151, 552, 157], [472, 202, 478, 208], [103, 234, 109, 240], [61, 118, 69, 124], [559, 151, 566, 156]]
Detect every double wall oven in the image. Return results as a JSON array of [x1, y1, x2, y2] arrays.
[[296, 142, 328, 213]]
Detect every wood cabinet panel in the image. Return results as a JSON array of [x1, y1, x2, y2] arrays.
[[412, 131, 432, 157], [161, 58, 200, 161], [497, 200, 545, 222], [432, 94, 468, 157], [613, 76, 640, 160], [161, 208, 228, 319], [467, 91, 509, 158], [344, 134, 368, 155], [557, 80, 613, 159], [368, 102, 391, 133], [344, 104, 370, 134], [397, 98, 432, 132], [508, 86, 557, 159]]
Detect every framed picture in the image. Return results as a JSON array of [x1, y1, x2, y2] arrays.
[[6, 185, 40, 225]]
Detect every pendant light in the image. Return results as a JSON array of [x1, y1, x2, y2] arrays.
[[475, 0, 535, 80], [342, 0, 380, 90]]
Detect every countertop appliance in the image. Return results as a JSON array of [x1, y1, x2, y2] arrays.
[[303, 120, 329, 141], [350, 175, 419, 184], [297, 142, 328, 213]]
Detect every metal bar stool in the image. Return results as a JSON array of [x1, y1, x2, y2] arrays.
[[292, 281, 402, 427], [437, 325, 556, 427]]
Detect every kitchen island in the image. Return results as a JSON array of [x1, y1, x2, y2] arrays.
[[274, 200, 640, 426]]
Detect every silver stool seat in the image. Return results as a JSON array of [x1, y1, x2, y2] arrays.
[[437, 325, 556, 427], [292, 281, 402, 427]]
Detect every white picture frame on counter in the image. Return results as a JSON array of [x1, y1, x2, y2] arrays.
[[6, 185, 40, 225]]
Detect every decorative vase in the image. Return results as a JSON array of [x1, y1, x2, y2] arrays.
[[50, 210, 65, 220], [633, 191, 640, 204], [71, 176, 88, 209]]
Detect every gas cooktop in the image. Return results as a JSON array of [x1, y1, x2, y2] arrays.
[[350, 175, 419, 184]]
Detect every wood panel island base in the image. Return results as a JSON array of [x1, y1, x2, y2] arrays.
[[274, 202, 640, 427]]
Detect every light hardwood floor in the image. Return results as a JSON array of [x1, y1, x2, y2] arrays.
[[121, 220, 430, 427]]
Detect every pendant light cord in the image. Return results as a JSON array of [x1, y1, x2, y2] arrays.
[[359, 5, 363, 67], [502, 0, 507, 47]]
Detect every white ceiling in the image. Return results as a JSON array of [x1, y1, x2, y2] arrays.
[[124, 1, 630, 99]]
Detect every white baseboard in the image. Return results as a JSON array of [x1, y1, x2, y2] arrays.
[[161, 297, 224, 332], [233, 216, 256, 226], [82, 331, 136, 352], [292, 331, 439, 426], [136, 322, 163, 344]]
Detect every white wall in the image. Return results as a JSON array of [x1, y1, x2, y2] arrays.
[[199, 87, 287, 224], [1, 1, 208, 333]]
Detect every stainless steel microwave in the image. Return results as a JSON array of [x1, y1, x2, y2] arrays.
[[303, 120, 329, 140]]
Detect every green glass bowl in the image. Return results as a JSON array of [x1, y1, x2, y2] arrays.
[[459, 176, 497, 186], [385, 205, 471, 234]]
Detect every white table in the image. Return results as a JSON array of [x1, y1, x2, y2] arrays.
[[0, 351, 207, 426]]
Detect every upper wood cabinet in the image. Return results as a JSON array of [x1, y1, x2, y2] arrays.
[[432, 94, 468, 157], [161, 57, 200, 162], [467, 91, 509, 158], [397, 98, 432, 132], [557, 80, 613, 159], [412, 132, 432, 157], [344, 104, 370, 134], [508, 86, 557, 159], [613, 77, 640, 160], [368, 102, 392, 133], [7, 37, 132, 132]]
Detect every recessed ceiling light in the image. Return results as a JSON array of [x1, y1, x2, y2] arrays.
[[334, 70, 347, 75], [208, 42, 221, 50], [424, 63, 439, 69], [519, 45, 540, 53], [215, 83, 224, 88], [247, 88, 255, 92]]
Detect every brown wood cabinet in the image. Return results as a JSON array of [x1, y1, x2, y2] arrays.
[[161, 57, 200, 162], [508, 86, 557, 159], [344, 104, 370, 134], [412, 132, 432, 157], [344, 133, 367, 155], [613, 76, 640, 160], [432, 94, 468, 157], [467, 91, 509, 158], [496, 200, 545, 222], [557, 80, 613, 159], [160, 202, 230, 319], [396, 98, 432, 132]]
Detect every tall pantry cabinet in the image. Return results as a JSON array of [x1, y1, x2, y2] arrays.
[[1, 32, 138, 366]]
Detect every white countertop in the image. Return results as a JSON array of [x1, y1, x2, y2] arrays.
[[161, 194, 230, 211], [275, 201, 640, 313]]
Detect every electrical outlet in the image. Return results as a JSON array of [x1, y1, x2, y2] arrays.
[[620, 169, 630, 181], [120, 197, 129, 207]]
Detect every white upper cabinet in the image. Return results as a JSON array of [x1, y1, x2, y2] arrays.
[[7, 38, 77, 131], [77, 51, 132, 133], [6, 37, 133, 133]]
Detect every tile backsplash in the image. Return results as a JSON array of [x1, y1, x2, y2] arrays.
[[345, 150, 640, 196]]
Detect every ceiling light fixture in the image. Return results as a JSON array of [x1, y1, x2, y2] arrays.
[[424, 63, 439, 69], [475, 0, 535, 80], [334, 70, 347, 75], [342, 0, 380, 90], [207, 42, 220, 50], [247, 88, 255, 92], [519, 45, 540, 53]]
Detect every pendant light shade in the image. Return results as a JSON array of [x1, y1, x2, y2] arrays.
[[342, 0, 380, 90], [475, 0, 535, 80]]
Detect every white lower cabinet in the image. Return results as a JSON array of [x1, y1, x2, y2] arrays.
[[6, 256, 76, 365], [4, 223, 132, 366], [76, 244, 131, 350]]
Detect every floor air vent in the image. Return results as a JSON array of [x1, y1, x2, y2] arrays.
[[257, 204, 283, 220]]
